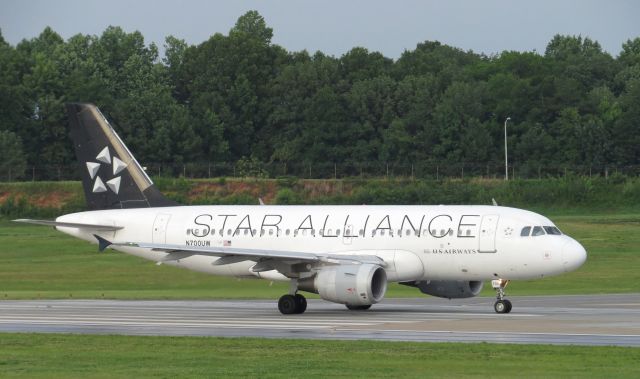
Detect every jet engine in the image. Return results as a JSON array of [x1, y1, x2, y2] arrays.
[[298, 264, 387, 306], [406, 280, 484, 299]]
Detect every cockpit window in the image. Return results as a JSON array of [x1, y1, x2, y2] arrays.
[[543, 226, 562, 235], [520, 226, 531, 237], [531, 226, 545, 237]]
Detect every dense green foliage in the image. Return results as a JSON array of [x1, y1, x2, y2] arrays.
[[1, 11, 640, 180], [1, 333, 639, 378]]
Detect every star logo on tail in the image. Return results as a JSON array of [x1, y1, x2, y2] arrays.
[[86, 146, 127, 194]]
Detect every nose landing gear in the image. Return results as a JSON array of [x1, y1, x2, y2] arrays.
[[492, 279, 512, 314]]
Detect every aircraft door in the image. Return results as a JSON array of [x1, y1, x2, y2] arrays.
[[478, 215, 499, 253], [152, 213, 171, 243]]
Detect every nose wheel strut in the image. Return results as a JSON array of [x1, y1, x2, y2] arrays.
[[492, 279, 512, 314]]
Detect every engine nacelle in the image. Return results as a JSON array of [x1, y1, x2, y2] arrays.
[[298, 264, 387, 306], [414, 280, 483, 299]]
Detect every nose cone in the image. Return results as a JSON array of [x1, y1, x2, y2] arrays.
[[562, 238, 587, 272]]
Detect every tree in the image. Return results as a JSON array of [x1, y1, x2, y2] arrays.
[[0, 130, 27, 180], [230, 10, 273, 44]]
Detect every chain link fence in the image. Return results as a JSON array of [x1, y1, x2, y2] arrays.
[[1, 162, 638, 182]]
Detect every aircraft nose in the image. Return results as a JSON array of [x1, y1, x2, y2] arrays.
[[561, 238, 587, 272]]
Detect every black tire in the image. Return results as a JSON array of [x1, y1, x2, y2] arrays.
[[278, 294, 297, 315], [346, 304, 372, 311], [494, 300, 507, 314], [294, 294, 307, 314], [504, 299, 513, 313]]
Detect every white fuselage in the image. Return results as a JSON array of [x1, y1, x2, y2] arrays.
[[55, 205, 587, 283]]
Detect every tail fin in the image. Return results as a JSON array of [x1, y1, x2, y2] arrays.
[[66, 103, 177, 210]]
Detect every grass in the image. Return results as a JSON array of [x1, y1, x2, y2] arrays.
[[0, 210, 638, 300], [0, 333, 638, 378]]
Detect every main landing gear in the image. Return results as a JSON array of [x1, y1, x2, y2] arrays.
[[278, 293, 307, 314], [278, 280, 307, 314], [492, 279, 512, 314]]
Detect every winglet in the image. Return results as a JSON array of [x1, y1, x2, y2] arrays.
[[258, 197, 265, 205], [492, 198, 498, 206], [93, 234, 112, 252]]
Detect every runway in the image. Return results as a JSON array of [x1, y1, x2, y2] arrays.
[[1, 294, 639, 346]]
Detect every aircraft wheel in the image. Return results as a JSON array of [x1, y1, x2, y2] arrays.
[[278, 294, 298, 314], [494, 299, 511, 314], [346, 304, 372, 311], [294, 294, 307, 314]]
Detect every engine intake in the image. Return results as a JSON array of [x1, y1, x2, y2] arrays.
[[299, 264, 387, 306], [408, 280, 484, 299]]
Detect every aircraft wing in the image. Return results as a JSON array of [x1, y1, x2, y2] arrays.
[[111, 241, 385, 266]]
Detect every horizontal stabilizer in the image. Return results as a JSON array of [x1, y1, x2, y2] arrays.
[[13, 219, 123, 231]]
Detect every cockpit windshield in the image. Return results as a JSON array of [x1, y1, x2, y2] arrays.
[[531, 226, 545, 236], [520, 225, 562, 237], [543, 226, 562, 235]]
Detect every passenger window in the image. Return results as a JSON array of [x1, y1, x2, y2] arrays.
[[544, 226, 562, 235], [336, 229, 341, 236], [380, 230, 385, 236], [531, 226, 545, 237], [269, 229, 274, 236], [286, 229, 290, 235], [521, 226, 531, 237], [359, 229, 364, 236]]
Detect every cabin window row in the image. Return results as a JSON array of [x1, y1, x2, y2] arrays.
[[197, 228, 475, 237]]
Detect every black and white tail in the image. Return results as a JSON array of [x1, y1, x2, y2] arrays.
[[66, 103, 177, 210]]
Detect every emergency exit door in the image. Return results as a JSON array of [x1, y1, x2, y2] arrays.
[[152, 213, 171, 243]]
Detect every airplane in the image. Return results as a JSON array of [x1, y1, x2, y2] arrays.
[[15, 103, 587, 315]]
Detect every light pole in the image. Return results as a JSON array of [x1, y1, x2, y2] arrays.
[[504, 117, 511, 181]]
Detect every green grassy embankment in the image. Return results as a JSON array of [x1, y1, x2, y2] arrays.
[[2, 176, 640, 218], [0, 334, 638, 378]]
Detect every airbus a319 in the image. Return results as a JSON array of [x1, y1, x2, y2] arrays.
[[16, 103, 587, 314]]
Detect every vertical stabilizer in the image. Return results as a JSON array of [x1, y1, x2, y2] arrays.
[[67, 103, 177, 210]]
